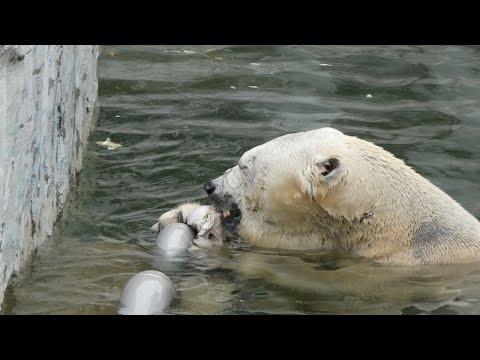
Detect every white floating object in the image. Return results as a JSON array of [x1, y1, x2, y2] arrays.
[[366, 94, 373, 98], [163, 50, 181, 53], [96, 137, 122, 149], [118, 270, 176, 315], [115, 115, 121, 118], [183, 50, 196, 54], [156, 223, 194, 254], [249, 63, 261, 66], [248, 86, 259, 89], [319, 63, 333, 67], [230, 86, 236, 89]]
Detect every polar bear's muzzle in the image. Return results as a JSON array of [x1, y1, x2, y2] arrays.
[[219, 205, 242, 232], [204, 180, 242, 232]]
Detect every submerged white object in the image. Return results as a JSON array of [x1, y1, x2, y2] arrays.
[[95, 137, 122, 149], [156, 223, 194, 253], [118, 270, 176, 315], [366, 94, 373, 98]]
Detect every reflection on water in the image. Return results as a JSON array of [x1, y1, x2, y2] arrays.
[[3, 45, 480, 314]]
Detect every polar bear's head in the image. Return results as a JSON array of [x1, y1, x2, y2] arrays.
[[204, 127, 408, 249]]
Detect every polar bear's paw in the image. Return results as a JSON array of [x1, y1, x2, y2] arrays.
[[150, 202, 201, 233]]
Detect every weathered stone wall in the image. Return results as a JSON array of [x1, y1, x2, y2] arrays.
[[0, 45, 98, 308]]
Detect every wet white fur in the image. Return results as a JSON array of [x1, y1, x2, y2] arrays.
[[161, 128, 480, 265]]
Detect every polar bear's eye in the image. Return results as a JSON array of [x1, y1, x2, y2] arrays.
[[239, 162, 247, 170]]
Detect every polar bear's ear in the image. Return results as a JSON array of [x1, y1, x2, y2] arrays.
[[299, 157, 342, 199], [311, 157, 341, 185], [316, 158, 340, 177]]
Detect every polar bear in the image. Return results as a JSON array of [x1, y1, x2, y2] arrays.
[[160, 127, 480, 266]]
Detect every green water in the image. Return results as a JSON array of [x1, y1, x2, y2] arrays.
[[3, 45, 480, 315]]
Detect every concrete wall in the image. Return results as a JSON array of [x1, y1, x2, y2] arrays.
[[0, 45, 98, 308]]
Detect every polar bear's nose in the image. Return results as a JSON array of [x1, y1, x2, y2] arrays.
[[204, 181, 216, 195]]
